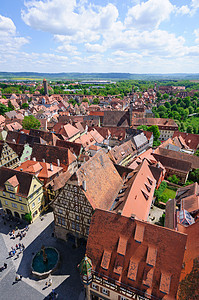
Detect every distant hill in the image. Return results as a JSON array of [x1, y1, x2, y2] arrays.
[[0, 72, 199, 81]]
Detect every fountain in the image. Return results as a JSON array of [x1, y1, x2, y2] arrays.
[[32, 246, 59, 279]]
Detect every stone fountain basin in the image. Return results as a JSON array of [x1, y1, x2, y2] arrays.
[[31, 247, 60, 279]]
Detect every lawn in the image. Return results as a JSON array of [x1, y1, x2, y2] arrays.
[[160, 188, 176, 203]]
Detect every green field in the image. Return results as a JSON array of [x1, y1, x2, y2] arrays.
[[161, 188, 176, 203]]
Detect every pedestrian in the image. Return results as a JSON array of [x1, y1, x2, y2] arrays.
[[16, 244, 18, 249], [49, 278, 52, 286], [4, 263, 7, 269], [20, 275, 22, 280]]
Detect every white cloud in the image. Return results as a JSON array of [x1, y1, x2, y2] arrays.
[[124, 0, 174, 30], [194, 28, 199, 43], [0, 14, 28, 56], [85, 43, 105, 53], [176, 5, 190, 15]]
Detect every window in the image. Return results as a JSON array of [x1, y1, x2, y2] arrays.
[[58, 217, 61, 224], [92, 283, 98, 290], [72, 221, 75, 229], [88, 219, 91, 224], [21, 206, 24, 211], [102, 288, 109, 295], [5, 200, 8, 205], [76, 215, 80, 221], [33, 184, 37, 190], [12, 203, 17, 208], [19, 196, 22, 201], [38, 197, 41, 203], [8, 186, 13, 191], [32, 202, 35, 209], [120, 297, 128, 300], [76, 223, 80, 231], [58, 208, 63, 214], [61, 217, 65, 226], [75, 205, 78, 212], [10, 194, 15, 199], [3, 191, 5, 196]]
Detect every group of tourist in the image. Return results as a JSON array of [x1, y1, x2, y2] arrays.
[[0, 263, 7, 272], [9, 225, 29, 240], [9, 243, 25, 258]]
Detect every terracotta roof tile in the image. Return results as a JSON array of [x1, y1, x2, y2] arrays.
[[146, 247, 157, 267], [101, 250, 111, 270], [128, 259, 139, 281], [7, 175, 19, 187], [159, 272, 171, 294], [117, 236, 128, 256], [134, 222, 145, 243], [86, 209, 187, 299]]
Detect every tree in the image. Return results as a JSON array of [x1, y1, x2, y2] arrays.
[[164, 102, 171, 109], [22, 115, 41, 130], [188, 169, 199, 183], [22, 103, 29, 109], [168, 175, 180, 184], [0, 103, 9, 115], [93, 98, 100, 105], [82, 97, 89, 103], [163, 93, 169, 99], [147, 125, 160, 141], [195, 150, 199, 157], [178, 258, 199, 300], [137, 125, 148, 131], [187, 125, 193, 133], [8, 100, 15, 111]]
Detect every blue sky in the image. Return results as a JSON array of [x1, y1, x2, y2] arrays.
[[1, 0, 199, 73]]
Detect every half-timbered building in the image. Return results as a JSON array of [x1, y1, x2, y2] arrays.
[[52, 149, 123, 245]]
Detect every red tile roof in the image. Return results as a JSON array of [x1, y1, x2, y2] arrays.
[[87, 209, 187, 299], [173, 131, 199, 150]]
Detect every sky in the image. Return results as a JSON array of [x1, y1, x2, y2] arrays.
[[1, 0, 199, 73]]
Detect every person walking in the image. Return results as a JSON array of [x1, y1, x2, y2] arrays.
[[4, 263, 7, 269]]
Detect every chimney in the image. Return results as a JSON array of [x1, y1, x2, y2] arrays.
[[33, 157, 36, 161], [82, 180, 86, 191], [13, 139, 16, 143], [50, 163, 53, 171], [42, 158, 45, 162], [57, 159, 60, 167]]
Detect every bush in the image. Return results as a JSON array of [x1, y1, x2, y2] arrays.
[[168, 175, 180, 184], [24, 212, 32, 223], [154, 181, 167, 200]]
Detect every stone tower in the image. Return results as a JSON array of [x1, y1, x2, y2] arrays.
[[43, 78, 48, 95]]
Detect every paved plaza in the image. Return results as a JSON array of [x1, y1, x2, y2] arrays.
[[0, 209, 86, 300]]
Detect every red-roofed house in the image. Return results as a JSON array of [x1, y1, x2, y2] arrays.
[[84, 209, 187, 300]]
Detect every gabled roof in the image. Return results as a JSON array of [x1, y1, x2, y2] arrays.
[[74, 149, 123, 210], [86, 209, 187, 299], [6, 131, 46, 146], [109, 140, 136, 165], [173, 131, 199, 150], [29, 129, 58, 145], [0, 167, 38, 197], [31, 143, 76, 171], [56, 139, 82, 157], [154, 147, 199, 169], [153, 153, 191, 173], [112, 159, 156, 221], [103, 110, 130, 127]]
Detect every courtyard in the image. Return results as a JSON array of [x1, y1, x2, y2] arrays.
[[0, 208, 86, 300]]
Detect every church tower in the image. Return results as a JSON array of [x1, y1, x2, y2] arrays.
[[43, 78, 48, 95]]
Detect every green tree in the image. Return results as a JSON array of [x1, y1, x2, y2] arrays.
[[0, 103, 9, 115], [187, 125, 193, 133], [93, 98, 100, 105], [164, 102, 171, 109], [147, 125, 160, 141], [195, 150, 199, 157], [82, 97, 89, 103], [22, 115, 41, 130], [8, 100, 15, 111], [168, 175, 179, 184], [137, 125, 148, 131], [178, 258, 199, 300], [22, 103, 29, 109], [163, 93, 169, 99], [188, 169, 199, 183]]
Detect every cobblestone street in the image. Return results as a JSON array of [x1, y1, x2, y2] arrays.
[[0, 209, 85, 300]]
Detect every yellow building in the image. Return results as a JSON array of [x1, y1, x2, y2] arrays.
[[0, 167, 44, 222]]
